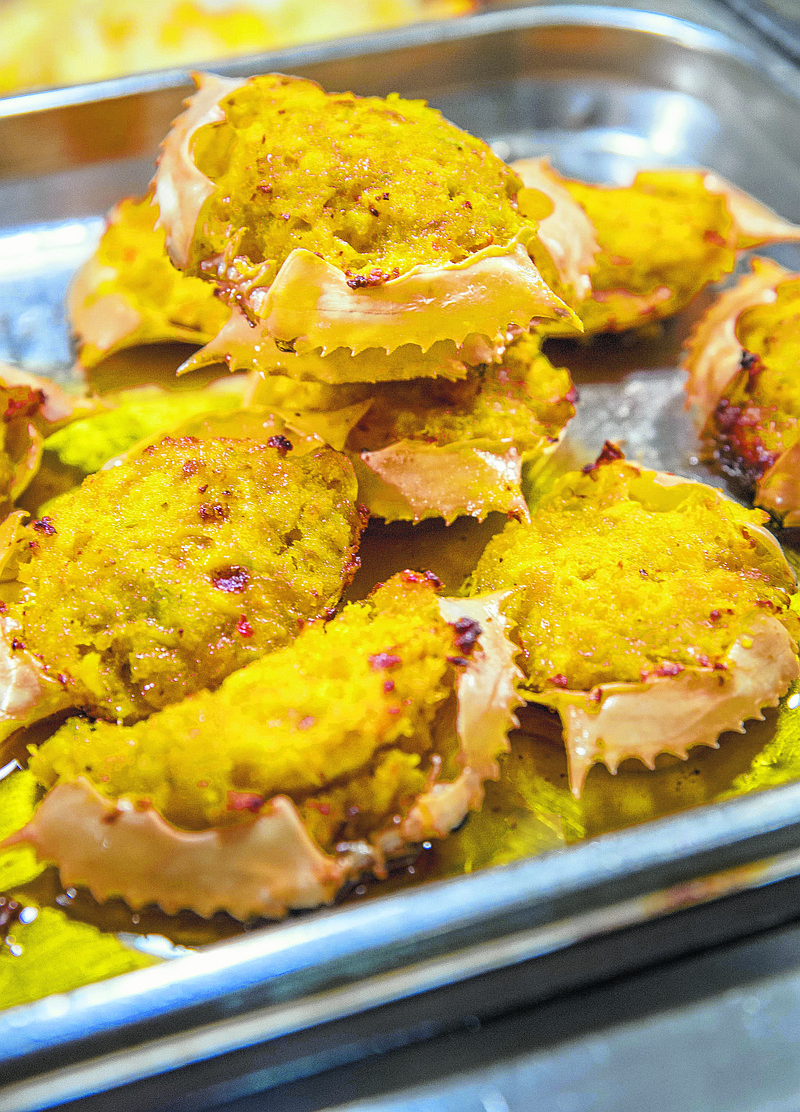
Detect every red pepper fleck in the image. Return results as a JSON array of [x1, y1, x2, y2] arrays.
[[565, 385, 579, 405], [199, 502, 230, 523], [370, 651, 401, 670], [298, 715, 315, 730], [400, 569, 443, 589], [383, 679, 395, 693], [651, 661, 685, 678], [267, 434, 292, 456], [32, 516, 56, 535], [550, 673, 569, 688], [582, 440, 625, 475], [227, 791, 264, 813], [306, 799, 330, 815], [447, 655, 470, 667], [237, 615, 254, 638], [4, 388, 44, 422], [451, 616, 481, 655], [703, 229, 726, 247], [198, 484, 208, 494], [182, 459, 199, 477], [212, 566, 250, 593]]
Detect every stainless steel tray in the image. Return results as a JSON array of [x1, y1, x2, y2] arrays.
[[3, 4, 800, 1107]]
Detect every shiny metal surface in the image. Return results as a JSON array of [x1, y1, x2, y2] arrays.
[[2, 3, 800, 1106]]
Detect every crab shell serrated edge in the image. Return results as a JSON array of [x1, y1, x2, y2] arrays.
[[180, 307, 503, 384], [683, 258, 788, 427], [153, 74, 578, 356], [541, 614, 798, 798], [350, 432, 571, 525], [530, 471, 799, 797], [5, 592, 523, 921], [217, 240, 576, 358]]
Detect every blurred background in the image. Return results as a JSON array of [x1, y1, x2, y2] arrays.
[[0, 0, 476, 95]]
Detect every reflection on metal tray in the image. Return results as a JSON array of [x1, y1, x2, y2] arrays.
[[719, 0, 800, 63], [2, 3, 800, 1108]]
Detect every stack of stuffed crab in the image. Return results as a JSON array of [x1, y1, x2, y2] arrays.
[[3, 72, 800, 922]]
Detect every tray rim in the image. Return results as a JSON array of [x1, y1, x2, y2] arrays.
[[2, 2, 800, 1103], [0, 1, 798, 124]]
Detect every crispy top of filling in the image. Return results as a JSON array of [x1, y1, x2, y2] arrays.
[[710, 277, 800, 480], [565, 172, 736, 326], [188, 74, 531, 288], [30, 573, 466, 850], [470, 457, 798, 692], [7, 436, 363, 721]]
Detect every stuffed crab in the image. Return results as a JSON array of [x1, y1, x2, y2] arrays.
[[469, 446, 799, 795], [684, 259, 800, 526], [69, 195, 230, 373], [513, 159, 800, 334], [248, 332, 577, 523], [153, 73, 576, 381], [0, 433, 365, 750], [7, 572, 522, 920]]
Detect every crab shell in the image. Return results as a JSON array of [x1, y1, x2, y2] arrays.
[[512, 166, 800, 337], [0, 513, 72, 758], [154, 74, 578, 358], [180, 308, 503, 384], [243, 357, 573, 524], [68, 200, 228, 371], [758, 440, 800, 527], [684, 260, 800, 525], [702, 174, 800, 250], [349, 434, 568, 525], [533, 474, 799, 797], [512, 157, 599, 302], [6, 593, 523, 920], [683, 258, 788, 425], [0, 364, 97, 501]]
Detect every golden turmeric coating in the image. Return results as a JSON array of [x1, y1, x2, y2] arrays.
[[30, 573, 471, 850], [185, 74, 533, 288], [470, 451, 798, 693], [69, 196, 229, 370], [5, 436, 364, 721]]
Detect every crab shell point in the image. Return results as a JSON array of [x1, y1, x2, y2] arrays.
[[154, 72, 247, 270]]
